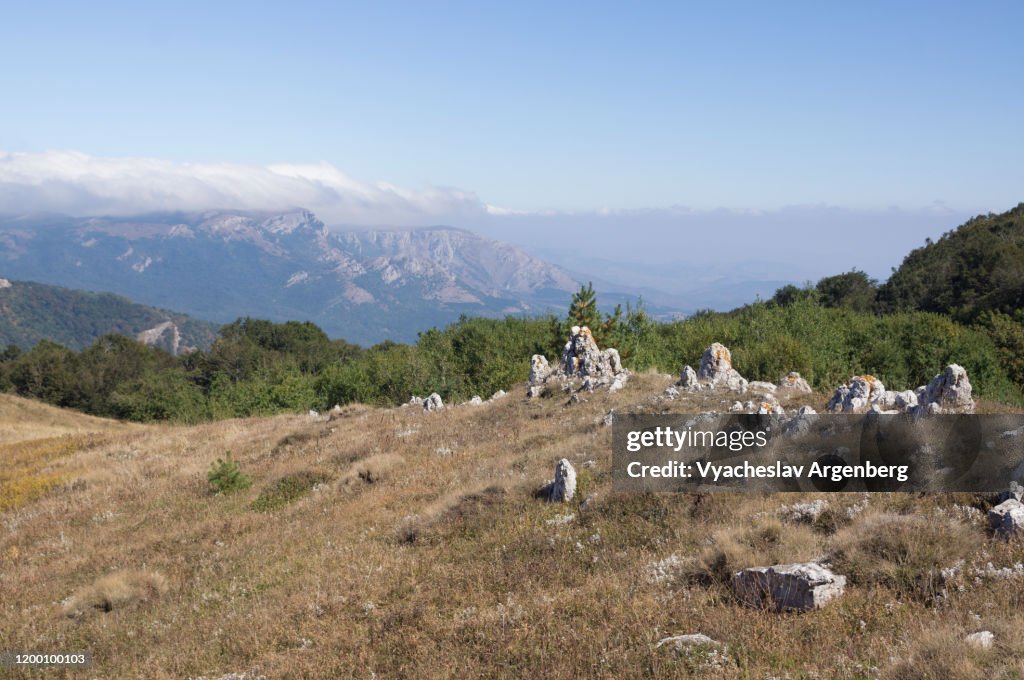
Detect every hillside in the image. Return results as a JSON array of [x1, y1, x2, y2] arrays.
[[2, 369, 1024, 677], [877, 203, 1024, 321], [0, 278, 218, 353], [0, 211, 643, 345]]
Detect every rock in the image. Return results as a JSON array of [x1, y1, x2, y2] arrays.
[[679, 365, 700, 391], [468, 396, 483, 406], [777, 372, 812, 393], [423, 393, 444, 412], [756, 395, 785, 415], [697, 343, 748, 392], [602, 410, 615, 427], [330, 404, 343, 414], [655, 633, 721, 651], [778, 500, 828, 523], [880, 389, 918, 411], [965, 631, 995, 650], [408, 395, 425, 407], [529, 327, 629, 397], [997, 481, 1024, 504], [747, 381, 778, 394], [733, 562, 846, 612], [489, 390, 506, 400], [917, 364, 975, 414], [545, 458, 577, 503], [529, 355, 552, 386], [307, 409, 319, 417], [663, 386, 681, 399], [988, 499, 1024, 538], [545, 513, 576, 527], [827, 375, 886, 413], [729, 401, 745, 413]]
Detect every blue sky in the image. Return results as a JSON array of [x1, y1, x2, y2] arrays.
[[2, 0, 1022, 213]]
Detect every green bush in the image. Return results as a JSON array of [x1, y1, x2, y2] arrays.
[[207, 452, 252, 495], [251, 470, 330, 512]]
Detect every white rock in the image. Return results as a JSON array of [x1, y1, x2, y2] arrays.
[[602, 410, 615, 427], [965, 630, 994, 650], [733, 562, 846, 612], [423, 393, 445, 412], [679, 365, 700, 392], [827, 375, 886, 413], [747, 381, 778, 393], [307, 409, 319, 417], [917, 364, 975, 414], [697, 343, 748, 392], [489, 390, 507, 400], [330, 404, 343, 414], [529, 354, 552, 386], [779, 500, 828, 523], [729, 401, 745, 413], [546, 458, 577, 503], [997, 481, 1024, 504], [988, 499, 1024, 538], [655, 633, 721, 651], [408, 395, 425, 407], [468, 396, 483, 406], [777, 372, 812, 393]]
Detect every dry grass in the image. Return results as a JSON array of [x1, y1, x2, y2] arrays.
[[1, 372, 1024, 678], [63, 569, 169, 618]]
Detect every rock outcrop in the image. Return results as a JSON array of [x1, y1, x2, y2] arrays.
[[528, 326, 630, 397], [423, 393, 444, 412], [827, 375, 886, 413], [675, 343, 748, 393], [733, 562, 846, 612], [988, 498, 1024, 539], [915, 364, 975, 414], [777, 372, 812, 393], [827, 364, 976, 416], [542, 458, 577, 503]]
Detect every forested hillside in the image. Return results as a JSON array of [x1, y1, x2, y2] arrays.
[[0, 279, 218, 353]]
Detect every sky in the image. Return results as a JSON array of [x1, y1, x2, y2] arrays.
[[1, 1, 1022, 285]]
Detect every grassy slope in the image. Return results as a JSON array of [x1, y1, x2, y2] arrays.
[[1, 377, 1024, 678]]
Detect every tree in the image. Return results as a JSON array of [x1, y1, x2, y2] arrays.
[[815, 270, 878, 312], [563, 282, 622, 347]]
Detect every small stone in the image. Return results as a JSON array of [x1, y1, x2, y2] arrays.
[[545, 458, 577, 503], [965, 630, 994, 650], [655, 633, 721, 651]]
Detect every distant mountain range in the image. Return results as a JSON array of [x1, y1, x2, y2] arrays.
[[0, 278, 217, 353], [0, 210, 685, 344]]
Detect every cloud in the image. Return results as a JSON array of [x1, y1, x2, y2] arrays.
[[0, 150, 487, 226]]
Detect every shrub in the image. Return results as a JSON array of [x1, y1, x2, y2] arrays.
[[206, 452, 251, 495], [251, 470, 330, 511]]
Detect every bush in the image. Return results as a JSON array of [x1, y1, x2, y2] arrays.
[[206, 452, 251, 495], [251, 470, 330, 511]]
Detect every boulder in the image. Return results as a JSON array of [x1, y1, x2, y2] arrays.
[[777, 372, 812, 393], [997, 481, 1024, 504], [408, 395, 425, 407], [529, 355, 552, 386], [467, 396, 483, 406], [489, 390, 507, 401], [747, 381, 778, 394], [679, 365, 700, 391], [733, 562, 846, 612], [827, 375, 886, 413], [544, 458, 577, 503], [655, 633, 722, 651], [423, 393, 445, 412], [988, 498, 1024, 538], [697, 343, 748, 392], [916, 364, 975, 414]]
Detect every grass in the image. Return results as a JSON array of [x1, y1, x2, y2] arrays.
[[1, 372, 1023, 677]]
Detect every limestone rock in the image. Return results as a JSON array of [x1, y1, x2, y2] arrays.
[[423, 393, 444, 412], [988, 498, 1024, 538], [777, 372, 812, 393], [827, 375, 886, 413], [782, 406, 818, 437], [408, 395, 425, 407], [468, 396, 483, 406], [747, 381, 778, 394], [655, 633, 721, 651], [965, 631, 995, 650], [544, 458, 577, 503], [489, 390, 507, 401], [697, 343, 748, 392], [679, 365, 700, 391], [733, 562, 846, 612], [997, 481, 1024, 504], [529, 354, 552, 386], [917, 364, 975, 414]]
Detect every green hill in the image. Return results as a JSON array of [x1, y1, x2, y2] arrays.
[[0, 279, 218, 353], [877, 203, 1024, 322]]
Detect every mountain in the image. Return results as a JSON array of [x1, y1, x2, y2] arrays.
[[877, 202, 1024, 321], [0, 211, 608, 345], [0, 278, 218, 353]]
